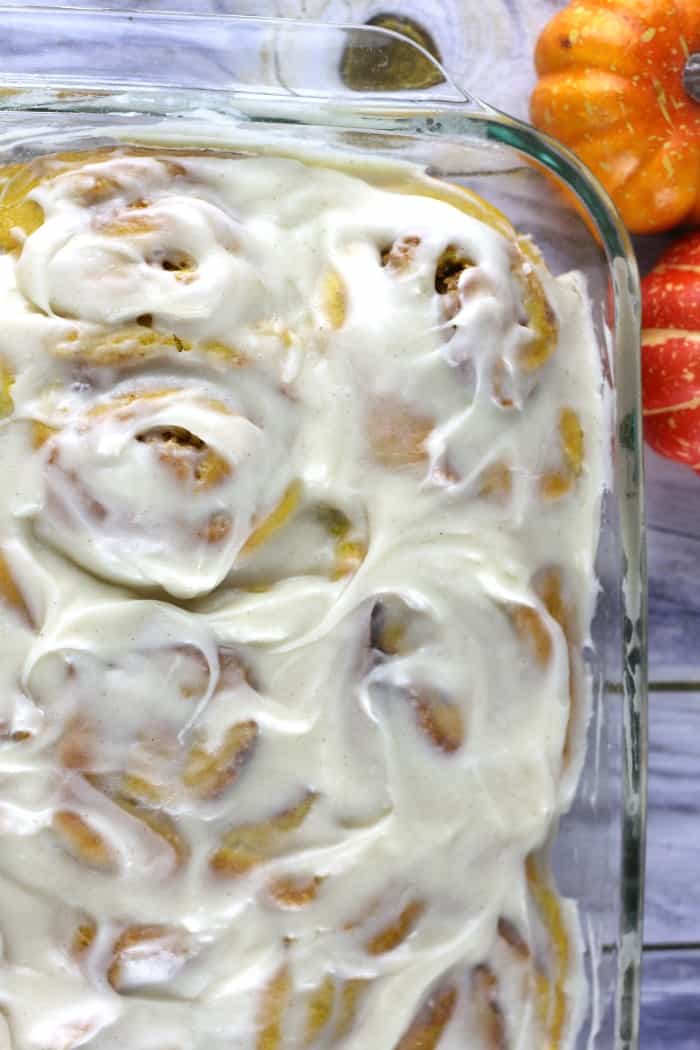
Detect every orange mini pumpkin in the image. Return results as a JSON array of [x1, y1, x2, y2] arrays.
[[531, 0, 700, 234], [642, 230, 700, 472]]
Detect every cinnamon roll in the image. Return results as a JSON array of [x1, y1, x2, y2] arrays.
[[23, 373, 299, 597]]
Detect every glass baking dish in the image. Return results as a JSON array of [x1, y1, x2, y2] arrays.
[[0, 7, 647, 1050]]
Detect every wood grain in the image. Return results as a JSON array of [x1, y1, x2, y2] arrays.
[[641, 950, 700, 1050], [645, 690, 700, 946], [646, 452, 700, 683], [633, 169, 699, 1050]]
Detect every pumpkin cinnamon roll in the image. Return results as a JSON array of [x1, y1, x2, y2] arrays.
[[23, 371, 299, 597], [24, 602, 270, 824], [13, 152, 272, 336]]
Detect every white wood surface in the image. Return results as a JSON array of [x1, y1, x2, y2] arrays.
[[645, 691, 700, 945], [641, 951, 700, 1049], [646, 452, 700, 683]]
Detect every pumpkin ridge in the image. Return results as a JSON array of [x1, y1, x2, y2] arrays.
[[565, 116, 647, 153], [573, 124, 656, 194], [616, 139, 700, 229], [652, 264, 700, 275], [673, 0, 700, 50], [644, 396, 700, 416], [642, 227, 700, 470], [531, 0, 700, 233], [531, 68, 637, 139], [642, 329, 700, 342], [595, 0, 685, 40], [535, 3, 661, 77]]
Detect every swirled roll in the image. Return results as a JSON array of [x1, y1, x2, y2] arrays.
[[21, 371, 299, 597]]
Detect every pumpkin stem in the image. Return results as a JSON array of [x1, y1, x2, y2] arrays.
[[683, 53, 700, 104]]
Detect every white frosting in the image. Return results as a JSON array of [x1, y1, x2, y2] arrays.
[[0, 149, 604, 1049]]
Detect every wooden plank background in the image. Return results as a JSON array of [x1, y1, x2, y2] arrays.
[[643, 452, 700, 1046]]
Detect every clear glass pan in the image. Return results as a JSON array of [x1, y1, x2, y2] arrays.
[[0, 8, 647, 1049]]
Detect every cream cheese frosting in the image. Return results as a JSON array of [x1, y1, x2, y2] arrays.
[[0, 148, 603, 1049]]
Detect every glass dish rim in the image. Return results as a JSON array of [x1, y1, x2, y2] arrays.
[[0, 13, 648, 1046]]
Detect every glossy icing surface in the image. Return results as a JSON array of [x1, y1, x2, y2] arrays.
[[0, 148, 603, 1049]]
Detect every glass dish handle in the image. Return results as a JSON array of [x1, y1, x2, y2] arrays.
[[0, 7, 477, 109]]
